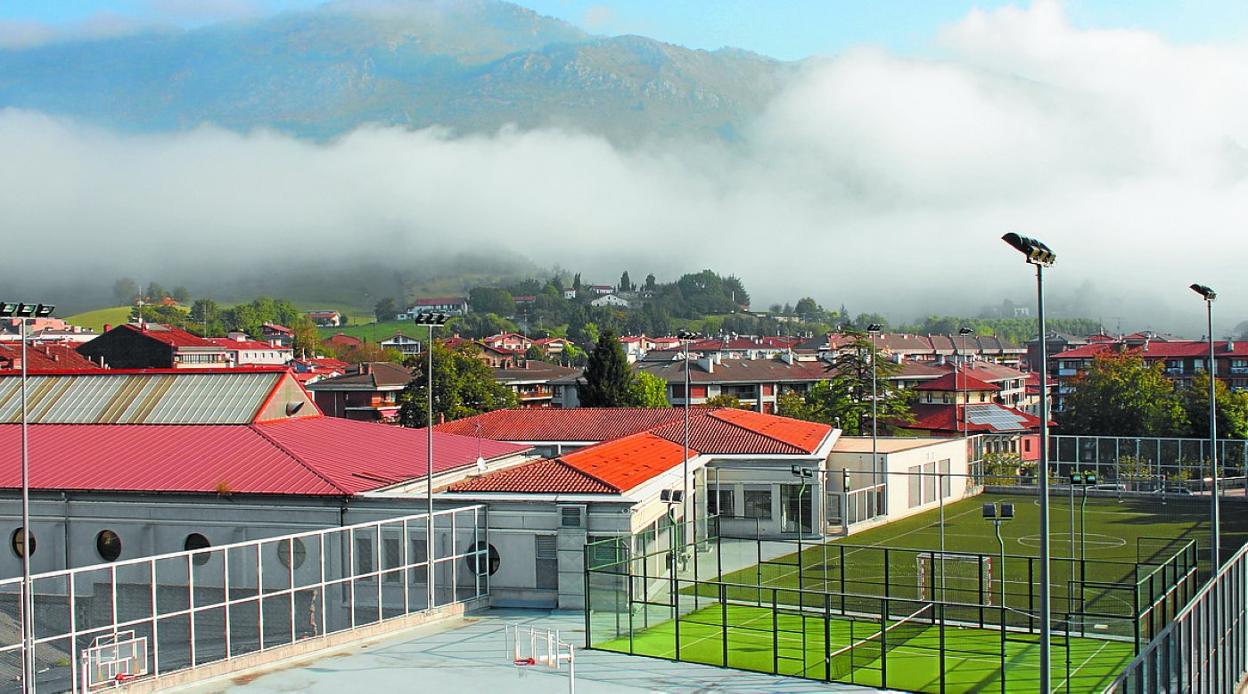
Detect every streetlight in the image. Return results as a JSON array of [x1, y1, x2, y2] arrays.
[[676, 330, 701, 541], [866, 324, 883, 517], [0, 300, 54, 692], [790, 465, 814, 591], [1070, 470, 1095, 621], [1001, 232, 1055, 691], [412, 311, 448, 609], [982, 501, 1014, 694], [1190, 283, 1220, 569]]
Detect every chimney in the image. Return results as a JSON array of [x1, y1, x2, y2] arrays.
[[103, 324, 111, 333]]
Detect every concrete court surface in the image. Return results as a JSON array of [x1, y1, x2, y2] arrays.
[[171, 608, 886, 693]]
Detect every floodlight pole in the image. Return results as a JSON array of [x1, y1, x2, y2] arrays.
[[1001, 233, 1054, 692], [867, 325, 882, 513], [1201, 290, 1220, 569], [19, 315, 33, 692], [994, 517, 1006, 694], [415, 312, 446, 611], [677, 331, 700, 543]]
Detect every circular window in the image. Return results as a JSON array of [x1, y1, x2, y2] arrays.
[[277, 537, 307, 570], [96, 530, 122, 562], [465, 541, 500, 576], [184, 533, 211, 565], [10, 528, 34, 558]]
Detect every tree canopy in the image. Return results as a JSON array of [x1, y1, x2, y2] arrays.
[[776, 332, 912, 434], [1057, 352, 1189, 437], [398, 343, 517, 424], [580, 330, 634, 406]]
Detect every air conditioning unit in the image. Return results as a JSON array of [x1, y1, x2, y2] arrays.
[[559, 505, 585, 529]]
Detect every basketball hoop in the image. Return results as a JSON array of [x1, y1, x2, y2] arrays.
[[513, 657, 536, 667], [504, 625, 576, 693]]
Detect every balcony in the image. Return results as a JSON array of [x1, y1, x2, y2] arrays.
[[1057, 369, 1077, 377], [1164, 367, 1185, 375], [1231, 366, 1248, 375]]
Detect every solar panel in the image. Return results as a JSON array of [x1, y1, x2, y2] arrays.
[[965, 404, 1027, 432]]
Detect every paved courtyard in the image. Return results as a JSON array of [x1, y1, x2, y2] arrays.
[[172, 608, 886, 693]]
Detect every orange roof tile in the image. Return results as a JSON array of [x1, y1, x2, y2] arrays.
[[560, 432, 696, 492]]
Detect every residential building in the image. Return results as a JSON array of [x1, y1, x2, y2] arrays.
[[288, 356, 349, 385], [77, 323, 229, 369], [0, 343, 103, 371], [1025, 332, 1091, 375], [823, 332, 1025, 367], [492, 362, 581, 408], [586, 284, 614, 296], [379, 332, 422, 357], [532, 337, 570, 359], [589, 293, 630, 308], [561, 288, 576, 300], [895, 371, 1042, 461], [305, 361, 414, 422], [482, 332, 532, 353], [0, 318, 98, 345], [204, 334, 293, 366], [323, 332, 363, 352], [306, 310, 342, 327], [475, 342, 520, 369], [401, 297, 468, 317], [260, 322, 294, 347], [632, 355, 829, 413], [1052, 336, 1248, 404]]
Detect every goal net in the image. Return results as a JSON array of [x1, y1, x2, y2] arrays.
[[917, 552, 993, 605]]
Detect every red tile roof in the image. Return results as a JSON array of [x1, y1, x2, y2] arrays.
[[449, 458, 615, 494], [324, 333, 363, 348], [901, 404, 1043, 435], [558, 432, 692, 492], [0, 344, 103, 371], [697, 408, 831, 454], [914, 372, 1001, 392], [435, 408, 687, 442], [1055, 340, 1248, 360]]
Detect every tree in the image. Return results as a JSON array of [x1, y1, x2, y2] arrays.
[[373, 297, 398, 322], [145, 282, 167, 301], [290, 315, 321, 357], [580, 330, 633, 406], [573, 273, 582, 295], [398, 343, 518, 424], [1235, 321, 1248, 341], [776, 332, 912, 434], [645, 273, 656, 291], [171, 286, 191, 303], [794, 297, 819, 319], [335, 343, 404, 364], [705, 394, 745, 409], [189, 299, 223, 335], [1182, 373, 1248, 439], [628, 370, 669, 407], [113, 278, 139, 305], [469, 287, 514, 315], [1057, 352, 1189, 437], [524, 345, 547, 363], [619, 271, 631, 292]]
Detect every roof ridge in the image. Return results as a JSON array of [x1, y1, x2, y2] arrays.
[[248, 421, 351, 495]]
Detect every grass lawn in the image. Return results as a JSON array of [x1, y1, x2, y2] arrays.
[[595, 601, 1133, 693], [315, 320, 419, 343], [64, 306, 133, 332]]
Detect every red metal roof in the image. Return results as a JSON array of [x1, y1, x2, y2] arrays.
[[0, 344, 103, 371], [448, 458, 615, 494], [1055, 340, 1248, 360], [204, 338, 293, 351], [0, 418, 529, 496]]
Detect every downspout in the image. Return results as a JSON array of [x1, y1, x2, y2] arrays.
[[61, 492, 70, 571]]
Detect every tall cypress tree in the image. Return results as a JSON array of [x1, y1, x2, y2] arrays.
[[580, 330, 633, 406]]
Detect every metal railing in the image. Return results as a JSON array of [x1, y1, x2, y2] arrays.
[[0, 505, 488, 693], [1105, 539, 1248, 693]]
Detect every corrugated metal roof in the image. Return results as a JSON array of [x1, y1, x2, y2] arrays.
[[0, 372, 282, 424]]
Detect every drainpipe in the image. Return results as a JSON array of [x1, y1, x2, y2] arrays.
[[61, 492, 70, 571]]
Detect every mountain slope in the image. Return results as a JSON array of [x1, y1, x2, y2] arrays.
[[0, 0, 790, 142]]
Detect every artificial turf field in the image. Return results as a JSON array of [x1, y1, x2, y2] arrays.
[[595, 601, 1135, 692], [590, 490, 1248, 692]]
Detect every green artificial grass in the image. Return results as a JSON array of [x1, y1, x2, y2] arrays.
[[595, 602, 1134, 693]]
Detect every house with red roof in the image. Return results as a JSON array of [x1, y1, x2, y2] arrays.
[[322, 332, 363, 351], [894, 369, 1043, 462], [305, 362, 414, 422], [444, 407, 838, 607], [77, 323, 229, 369], [204, 334, 294, 366], [1052, 336, 1248, 408], [0, 343, 104, 371], [259, 322, 294, 346], [632, 355, 829, 413]]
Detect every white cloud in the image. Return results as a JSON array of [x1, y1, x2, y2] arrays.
[[1, 1, 1245, 334]]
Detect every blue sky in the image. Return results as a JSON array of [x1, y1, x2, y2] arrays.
[[3, 0, 1245, 60]]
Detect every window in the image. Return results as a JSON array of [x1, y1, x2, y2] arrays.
[[184, 533, 210, 565], [939, 460, 951, 498], [96, 530, 122, 562], [535, 535, 558, 590], [743, 486, 772, 520], [277, 537, 307, 570], [908, 465, 922, 508], [356, 536, 374, 575], [467, 541, 501, 576], [560, 506, 585, 528], [383, 537, 402, 583], [11, 528, 35, 558], [707, 487, 735, 517]]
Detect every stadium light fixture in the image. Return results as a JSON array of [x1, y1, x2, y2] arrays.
[[982, 500, 1013, 692], [676, 330, 702, 543], [865, 324, 882, 516], [1001, 232, 1056, 690], [1, 299, 53, 691], [1190, 283, 1220, 568], [412, 310, 449, 612]]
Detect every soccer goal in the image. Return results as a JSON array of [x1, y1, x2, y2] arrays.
[[917, 552, 993, 604], [80, 631, 149, 690], [505, 624, 576, 694]]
